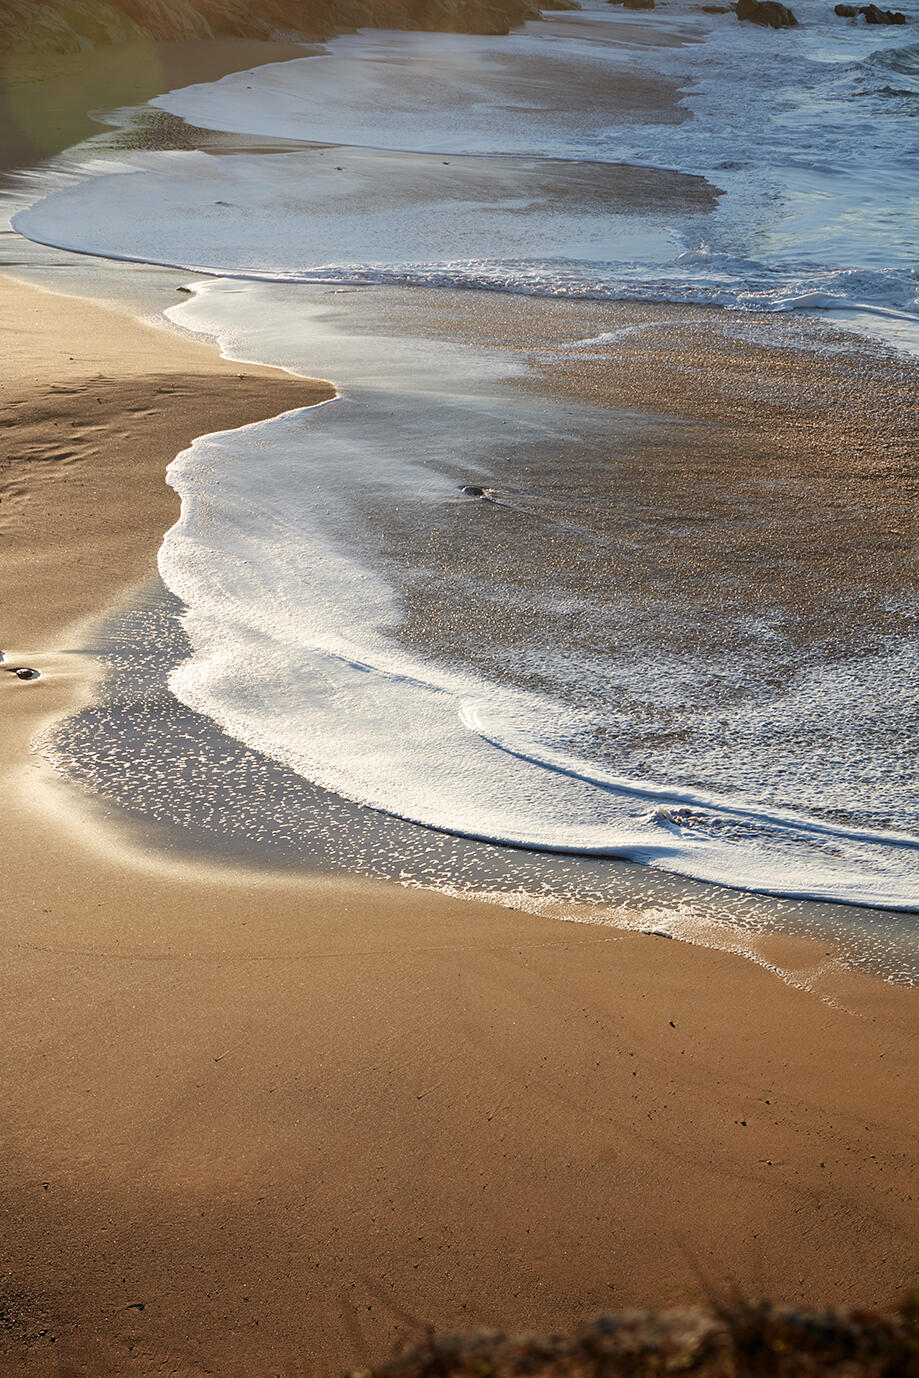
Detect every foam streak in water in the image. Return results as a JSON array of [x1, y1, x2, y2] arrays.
[[151, 286, 919, 911]]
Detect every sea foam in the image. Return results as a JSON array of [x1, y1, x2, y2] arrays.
[[11, 0, 919, 915], [147, 280, 919, 911]]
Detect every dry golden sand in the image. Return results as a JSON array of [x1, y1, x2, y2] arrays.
[[0, 275, 917, 1376]]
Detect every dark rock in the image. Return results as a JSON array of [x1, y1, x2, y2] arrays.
[[859, 3, 906, 19], [834, 3, 856, 13], [623, 0, 655, 8], [736, 0, 798, 25]]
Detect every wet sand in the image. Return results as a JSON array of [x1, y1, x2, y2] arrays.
[[370, 288, 919, 660], [1, 271, 918, 1375]]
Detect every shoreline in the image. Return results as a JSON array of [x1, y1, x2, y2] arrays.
[[83, 274, 919, 940], [1, 269, 918, 1373]]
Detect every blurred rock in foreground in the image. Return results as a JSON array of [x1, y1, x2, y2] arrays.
[[356, 1299, 919, 1378]]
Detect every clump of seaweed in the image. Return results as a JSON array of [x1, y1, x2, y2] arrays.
[[351, 1296, 919, 1378]]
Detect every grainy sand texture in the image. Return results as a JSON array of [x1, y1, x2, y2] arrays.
[[0, 273, 917, 1376]]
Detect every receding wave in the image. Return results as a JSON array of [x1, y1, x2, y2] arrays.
[[12, 184, 919, 337], [11, 1, 919, 922], [152, 382, 919, 914]]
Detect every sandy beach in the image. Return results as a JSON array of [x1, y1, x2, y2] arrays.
[[1, 271, 917, 1374]]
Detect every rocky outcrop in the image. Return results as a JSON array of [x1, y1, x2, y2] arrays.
[[834, 1, 906, 17], [736, 0, 797, 24], [859, 2, 906, 19], [0, 0, 554, 54]]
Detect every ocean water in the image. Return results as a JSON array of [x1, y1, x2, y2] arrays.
[[9, 0, 919, 944], [14, 1, 919, 340]]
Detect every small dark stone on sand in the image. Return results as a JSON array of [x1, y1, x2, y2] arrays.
[[461, 484, 488, 496], [11, 667, 40, 680], [176, 286, 193, 293]]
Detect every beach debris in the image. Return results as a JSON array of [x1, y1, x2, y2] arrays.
[[736, 0, 798, 25], [460, 483, 503, 501], [5, 666, 41, 681], [175, 285, 193, 293]]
